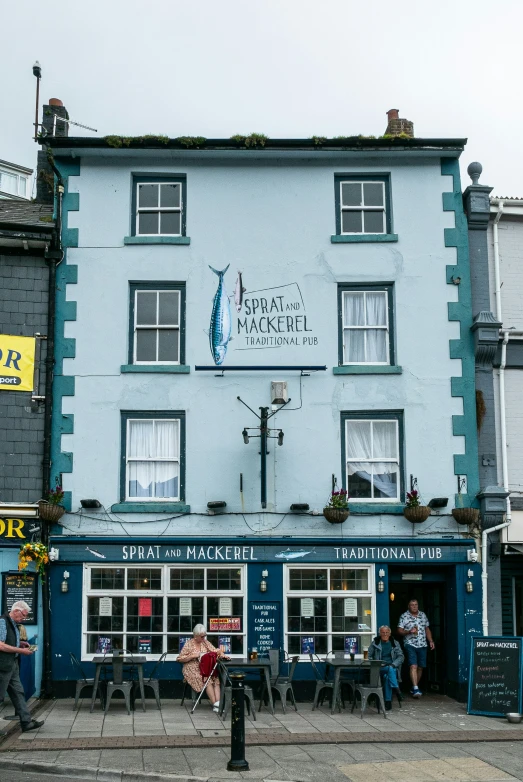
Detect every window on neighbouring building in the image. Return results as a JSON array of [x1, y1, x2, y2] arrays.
[[121, 412, 185, 502], [132, 177, 186, 236], [342, 412, 403, 502], [129, 284, 185, 365], [335, 176, 391, 235], [0, 170, 29, 197], [339, 285, 394, 365], [285, 565, 374, 657], [83, 564, 246, 658]]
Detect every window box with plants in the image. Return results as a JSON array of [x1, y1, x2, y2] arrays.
[[38, 481, 66, 523], [403, 489, 431, 523], [323, 489, 350, 524]]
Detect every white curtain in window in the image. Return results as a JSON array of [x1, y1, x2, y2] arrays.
[[343, 293, 364, 326], [346, 421, 372, 459], [155, 420, 179, 459], [372, 421, 397, 458], [128, 421, 154, 459], [346, 420, 398, 499], [372, 463, 398, 498], [129, 461, 154, 497], [365, 293, 386, 326], [344, 330, 365, 363], [155, 462, 179, 498], [366, 331, 387, 363]]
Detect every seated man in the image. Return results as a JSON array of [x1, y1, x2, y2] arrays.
[[367, 625, 404, 710]]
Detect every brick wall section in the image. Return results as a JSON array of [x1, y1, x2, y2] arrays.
[[0, 253, 49, 502]]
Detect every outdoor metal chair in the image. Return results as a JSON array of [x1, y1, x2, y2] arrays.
[[309, 653, 344, 711], [105, 651, 136, 715], [133, 649, 174, 710], [330, 651, 363, 706], [70, 652, 104, 710], [351, 660, 387, 719], [270, 653, 299, 714]]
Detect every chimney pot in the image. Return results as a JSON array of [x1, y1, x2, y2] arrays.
[[49, 98, 63, 107], [387, 109, 399, 121]]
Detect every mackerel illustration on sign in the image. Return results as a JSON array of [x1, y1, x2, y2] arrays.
[[208, 264, 232, 365]]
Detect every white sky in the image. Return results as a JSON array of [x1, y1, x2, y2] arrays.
[[2, 0, 522, 196]]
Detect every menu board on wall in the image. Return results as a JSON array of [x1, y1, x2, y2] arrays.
[[1, 571, 38, 624], [250, 602, 280, 655], [301, 598, 314, 618], [468, 636, 523, 716], [179, 598, 192, 616], [99, 597, 113, 616]]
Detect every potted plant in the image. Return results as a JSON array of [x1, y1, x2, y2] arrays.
[[403, 489, 431, 523], [18, 542, 50, 582], [323, 489, 350, 524], [451, 492, 480, 525], [39, 480, 66, 523]]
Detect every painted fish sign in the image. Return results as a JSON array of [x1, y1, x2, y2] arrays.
[[208, 265, 232, 365]]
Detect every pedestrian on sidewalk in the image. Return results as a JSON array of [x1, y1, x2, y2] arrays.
[[368, 625, 404, 710], [178, 624, 230, 712], [397, 598, 435, 698], [0, 601, 43, 735]]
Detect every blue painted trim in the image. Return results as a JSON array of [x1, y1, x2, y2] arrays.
[[124, 236, 191, 245], [121, 364, 191, 374], [50, 534, 476, 546], [111, 502, 191, 513], [52, 159, 80, 512], [333, 366, 402, 375], [349, 503, 404, 514], [442, 159, 480, 508], [331, 234, 398, 244]]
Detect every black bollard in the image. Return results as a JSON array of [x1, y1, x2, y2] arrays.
[[227, 672, 250, 772]]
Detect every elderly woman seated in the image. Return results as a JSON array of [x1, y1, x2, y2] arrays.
[[368, 625, 404, 710], [177, 624, 230, 712]]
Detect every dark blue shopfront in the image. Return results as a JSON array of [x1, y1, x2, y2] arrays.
[[48, 536, 482, 701]]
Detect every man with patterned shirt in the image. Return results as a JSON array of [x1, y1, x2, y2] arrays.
[[397, 599, 435, 698]]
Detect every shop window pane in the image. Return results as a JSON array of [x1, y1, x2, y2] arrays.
[[87, 634, 124, 654], [87, 596, 124, 632], [287, 597, 327, 632], [207, 635, 244, 654], [287, 635, 328, 655], [127, 568, 162, 590], [126, 635, 164, 654], [207, 568, 242, 590], [90, 568, 125, 590], [171, 635, 193, 653], [170, 569, 205, 590], [126, 596, 164, 632], [207, 597, 243, 632], [331, 597, 372, 633], [167, 596, 204, 632], [331, 633, 373, 654], [289, 569, 328, 591], [329, 569, 369, 591]]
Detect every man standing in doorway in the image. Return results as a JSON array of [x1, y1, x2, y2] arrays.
[[397, 599, 435, 698]]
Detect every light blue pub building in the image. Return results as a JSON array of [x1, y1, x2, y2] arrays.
[[44, 111, 481, 700]]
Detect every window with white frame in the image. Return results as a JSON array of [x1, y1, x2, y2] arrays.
[[341, 287, 392, 364], [83, 564, 246, 658], [133, 177, 185, 236], [285, 565, 374, 657], [123, 414, 183, 501], [343, 413, 402, 501], [131, 285, 183, 365], [336, 177, 390, 235], [0, 169, 29, 198]]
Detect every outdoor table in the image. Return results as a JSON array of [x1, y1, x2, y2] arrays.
[[220, 658, 274, 715], [90, 655, 147, 713], [322, 657, 387, 714]]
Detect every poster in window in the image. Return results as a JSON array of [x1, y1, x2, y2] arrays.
[[219, 597, 232, 616], [179, 597, 192, 616], [301, 636, 315, 654], [344, 598, 358, 617], [344, 636, 359, 654], [138, 598, 152, 617], [301, 598, 314, 618], [219, 636, 232, 654], [230, 617, 241, 631], [209, 618, 219, 632], [179, 636, 191, 651], [99, 597, 113, 616], [138, 637, 152, 654], [97, 636, 112, 654]]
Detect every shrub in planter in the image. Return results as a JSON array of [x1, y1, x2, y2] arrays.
[[324, 488, 350, 524], [403, 489, 431, 523]]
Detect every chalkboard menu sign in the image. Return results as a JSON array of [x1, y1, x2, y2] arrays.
[[468, 636, 522, 716], [1, 571, 38, 624], [250, 601, 280, 655]]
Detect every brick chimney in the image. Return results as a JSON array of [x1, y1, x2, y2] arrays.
[[385, 108, 414, 138], [36, 98, 69, 204]]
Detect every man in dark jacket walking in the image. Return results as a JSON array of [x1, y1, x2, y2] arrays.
[[0, 601, 43, 735], [368, 625, 404, 710]]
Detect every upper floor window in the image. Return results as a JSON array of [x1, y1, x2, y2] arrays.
[[0, 169, 29, 198], [335, 175, 391, 236], [129, 283, 185, 365], [338, 284, 394, 365], [131, 176, 186, 237], [342, 411, 403, 502]]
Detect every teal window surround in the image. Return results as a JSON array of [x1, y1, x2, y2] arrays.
[[120, 410, 186, 505], [130, 173, 187, 238], [111, 501, 190, 513], [331, 234, 398, 244], [337, 283, 396, 367], [128, 281, 186, 366], [124, 235, 190, 245], [121, 364, 190, 374], [341, 410, 405, 503], [334, 173, 393, 238], [333, 365, 402, 375]]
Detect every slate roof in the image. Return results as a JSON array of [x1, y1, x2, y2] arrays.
[[0, 199, 54, 228]]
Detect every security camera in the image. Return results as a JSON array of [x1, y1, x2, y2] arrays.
[[467, 550, 478, 563]]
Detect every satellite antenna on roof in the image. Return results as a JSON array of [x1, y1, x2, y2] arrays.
[[32, 61, 98, 140]]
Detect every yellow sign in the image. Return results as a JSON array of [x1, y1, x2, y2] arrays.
[[0, 334, 36, 392]]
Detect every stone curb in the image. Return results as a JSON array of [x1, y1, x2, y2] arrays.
[[1, 759, 209, 782]]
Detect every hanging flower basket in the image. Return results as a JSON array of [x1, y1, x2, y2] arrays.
[[19, 542, 50, 582], [403, 506, 431, 523], [452, 507, 480, 525], [323, 507, 350, 524], [38, 501, 66, 524]]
